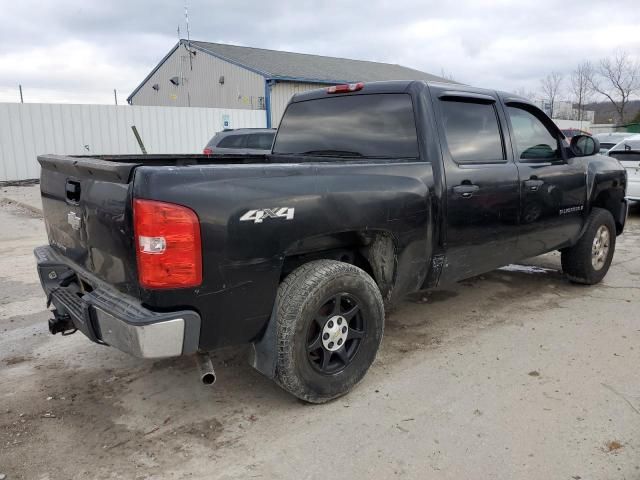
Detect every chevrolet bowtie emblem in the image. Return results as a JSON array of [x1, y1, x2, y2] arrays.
[[67, 211, 82, 231]]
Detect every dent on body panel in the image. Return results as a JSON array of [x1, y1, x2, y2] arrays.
[[83, 181, 133, 287], [362, 233, 396, 301]]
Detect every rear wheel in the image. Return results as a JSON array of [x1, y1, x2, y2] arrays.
[[561, 207, 616, 285], [275, 260, 384, 403]]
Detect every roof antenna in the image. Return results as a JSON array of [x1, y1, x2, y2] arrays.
[[184, 2, 191, 45], [183, 2, 194, 71]]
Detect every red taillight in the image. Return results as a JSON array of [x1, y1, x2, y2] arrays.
[[133, 199, 202, 289], [326, 82, 364, 94], [203, 147, 213, 156]]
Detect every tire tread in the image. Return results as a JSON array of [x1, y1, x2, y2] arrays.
[[561, 207, 616, 285], [274, 260, 384, 403]]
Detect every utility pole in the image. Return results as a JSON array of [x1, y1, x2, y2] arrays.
[[114, 89, 118, 105], [19, 84, 24, 103]]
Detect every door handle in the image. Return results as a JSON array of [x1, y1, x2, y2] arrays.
[[524, 179, 544, 191], [453, 184, 480, 198]]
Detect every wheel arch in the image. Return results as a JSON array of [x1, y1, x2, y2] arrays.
[[589, 185, 626, 235], [586, 162, 628, 235], [250, 233, 396, 381], [280, 230, 398, 302]]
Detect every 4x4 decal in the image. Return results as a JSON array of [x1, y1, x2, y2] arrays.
[[239, 207, 295, 224]]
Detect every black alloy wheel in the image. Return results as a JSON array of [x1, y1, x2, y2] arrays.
[[306, 293, 366, 375]]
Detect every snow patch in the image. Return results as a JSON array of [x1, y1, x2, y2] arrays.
[[499, 264, 555, 274]]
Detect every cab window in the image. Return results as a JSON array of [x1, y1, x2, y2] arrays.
[[273, 94, 419, 159], [507, 106, 561, 161], [439, 100, 505, 163]]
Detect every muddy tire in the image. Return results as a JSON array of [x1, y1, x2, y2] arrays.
[[274, 260, 384, 403], [561, 207, 616, 285]]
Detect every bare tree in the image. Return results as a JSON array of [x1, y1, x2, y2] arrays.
[[440, 68, 456, 82], [540, 72, 563, 118], [571, 62, 593, 122], [514, 87, 536, 100], [589, 50, 640, 124]]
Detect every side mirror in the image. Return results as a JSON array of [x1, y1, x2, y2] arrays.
[[570, 135, 600, 157]]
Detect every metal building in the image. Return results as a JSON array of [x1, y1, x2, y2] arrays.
[[127, 40, 453, 127]]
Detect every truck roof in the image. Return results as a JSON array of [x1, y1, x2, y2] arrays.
[[290, 80, 529, 106]]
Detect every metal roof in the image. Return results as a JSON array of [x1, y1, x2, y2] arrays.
[[127, 40, 457, 101], [190, 40, 454, 84]]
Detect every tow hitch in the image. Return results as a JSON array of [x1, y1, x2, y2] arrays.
[[48, 309, 77, 336]]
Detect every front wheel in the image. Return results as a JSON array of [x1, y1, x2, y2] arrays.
[[561, 207, 616, 285], [274, 260, 384, 403]]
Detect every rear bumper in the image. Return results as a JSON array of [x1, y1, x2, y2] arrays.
[[34, 245, 200, 358]]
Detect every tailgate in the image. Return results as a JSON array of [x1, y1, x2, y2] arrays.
[[38, 155, 140, 295]]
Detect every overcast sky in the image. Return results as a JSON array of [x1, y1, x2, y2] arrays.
[[0, 0, 638, 104]]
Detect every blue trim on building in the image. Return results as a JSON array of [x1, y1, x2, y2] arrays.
[[268, 76, 354, 85], [264, 79, 273, 128]]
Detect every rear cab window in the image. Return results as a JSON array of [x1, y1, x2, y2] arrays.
[[273, 94, 419, 159]]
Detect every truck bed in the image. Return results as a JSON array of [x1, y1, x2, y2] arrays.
[[38, 151, 435, 350], [38, 154, 273, 183]]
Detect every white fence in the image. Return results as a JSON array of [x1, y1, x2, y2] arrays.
[[553, 119, 593, 132], [0, 103, 266, 181], [590, 124, 616, 135]]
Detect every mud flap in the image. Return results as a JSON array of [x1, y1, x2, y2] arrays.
[[248, 303, 278, 379], [615, 199, 628, 234]]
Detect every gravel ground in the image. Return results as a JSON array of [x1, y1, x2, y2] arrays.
[[1, 187, 639, 480]]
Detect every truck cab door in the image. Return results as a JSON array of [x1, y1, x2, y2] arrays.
[[502, 101, 587, 257], [430, 88, 521, 283]]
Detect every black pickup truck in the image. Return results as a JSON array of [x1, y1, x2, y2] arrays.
[[35, 80, 628, 403]]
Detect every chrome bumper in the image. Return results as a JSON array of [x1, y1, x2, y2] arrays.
[[34, 245, 200, 359], [93, 308, 186, 358]]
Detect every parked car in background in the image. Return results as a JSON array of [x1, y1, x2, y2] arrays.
[[607, 133, 640, 201], [595, 132, 633, 153], [203, 128, 276, 155], [561, 128, 591, 140]]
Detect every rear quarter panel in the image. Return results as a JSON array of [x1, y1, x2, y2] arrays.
[[133, 161, 435, 349]]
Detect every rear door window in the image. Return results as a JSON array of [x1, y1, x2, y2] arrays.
[[217, 134, 247, 149], [439, 100, 505, 163], [246, 133, 275, 150], [273, 94, 419, 159]]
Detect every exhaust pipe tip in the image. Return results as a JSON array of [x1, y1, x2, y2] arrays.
[[196, 352, 216, 386], [201, 371, 216, 385]]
